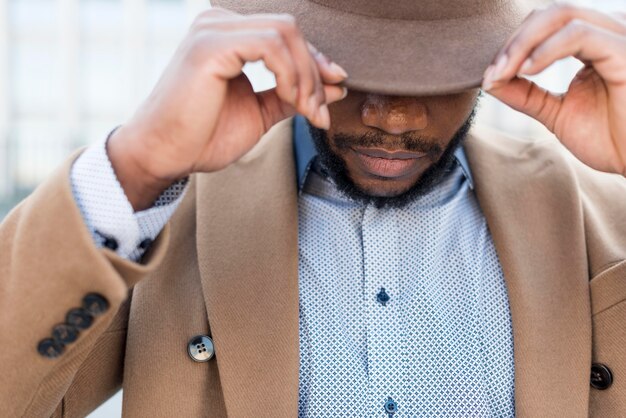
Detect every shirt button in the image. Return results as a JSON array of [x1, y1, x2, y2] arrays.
[[82, 293, 109, 316], [591, 363, 613, 390], [138, 238, 153, 251], [52, 323, 79, 344], [376, 287, 390, 306], [66, 308, 94, 330], [384, 397, 397, 416], [37, 338, 64, 358], [103, 237, 118, 251], [95, 230, 118, 251], [187, 335, 215, 362]]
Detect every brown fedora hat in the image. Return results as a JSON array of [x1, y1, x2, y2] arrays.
[[211, 0, 548, 95]]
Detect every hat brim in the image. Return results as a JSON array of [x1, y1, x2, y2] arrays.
[[212, 0, 544, 95]]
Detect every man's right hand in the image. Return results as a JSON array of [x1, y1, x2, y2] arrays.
[[106, 8, 348, 211]]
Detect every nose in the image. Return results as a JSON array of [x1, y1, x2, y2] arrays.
[[361, 94, 428, 135]]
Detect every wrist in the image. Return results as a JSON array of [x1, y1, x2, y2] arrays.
[[106, 124, 183, 211]]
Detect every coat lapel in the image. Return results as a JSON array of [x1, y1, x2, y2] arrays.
[[195, 119, 300, 418], [464, 127, 592, 417]]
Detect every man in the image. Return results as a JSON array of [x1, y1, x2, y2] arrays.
[[2, 0, 626, 416]]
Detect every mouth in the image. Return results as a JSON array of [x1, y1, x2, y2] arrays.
[[351, 146, 428, 178]]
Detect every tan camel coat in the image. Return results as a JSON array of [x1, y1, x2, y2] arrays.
[[2, 119, 626, 417]]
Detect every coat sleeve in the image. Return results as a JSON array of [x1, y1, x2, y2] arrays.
[[0, 150, 171, 417]]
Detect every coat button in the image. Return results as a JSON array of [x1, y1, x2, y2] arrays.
[[591, 363, 613, 390], [38, 338, 64, 358], [187, 335, 215, 362], [52, 323, 79, 344], [66, 308, 94, 330], [82, 293, 109, 316]]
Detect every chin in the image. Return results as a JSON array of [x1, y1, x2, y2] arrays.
[[351, 177, 416, 198]]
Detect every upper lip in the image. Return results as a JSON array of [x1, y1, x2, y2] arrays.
[[352, 146, 427, 160]]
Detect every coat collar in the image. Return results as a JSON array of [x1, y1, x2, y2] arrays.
[[195, 119, 591, 417]]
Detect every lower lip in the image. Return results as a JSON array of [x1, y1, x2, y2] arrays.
[[352, 150, 426, 178]]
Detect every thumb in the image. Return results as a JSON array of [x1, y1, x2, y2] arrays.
[[486, 76, 563, 133], [257, 84, 347, 131]]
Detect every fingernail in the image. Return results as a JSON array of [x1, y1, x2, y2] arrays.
[[314, 50, 328, 64], [340, 86, 348, 100], [492, 54, 509, 81], [318, 104, 330, 129], [329, 62, 348, 78], [519, 58, 533, 74]]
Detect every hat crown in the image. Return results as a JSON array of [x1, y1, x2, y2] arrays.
[[309, 0, 502, 20]]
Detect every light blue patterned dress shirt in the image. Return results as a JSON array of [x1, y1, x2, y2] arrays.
[[71, 116, 515, 417], [293, 116, 515, 417]]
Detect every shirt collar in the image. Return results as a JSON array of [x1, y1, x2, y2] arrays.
[[292, 115, 474, 191]]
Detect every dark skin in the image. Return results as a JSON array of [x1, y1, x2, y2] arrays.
[[324, 89, 479, 198], [107, 5, 626, 211]]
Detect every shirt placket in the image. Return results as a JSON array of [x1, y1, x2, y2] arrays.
[[362, 205, 403, 417]]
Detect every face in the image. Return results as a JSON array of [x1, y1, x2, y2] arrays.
[[308, 88, 480, 208]]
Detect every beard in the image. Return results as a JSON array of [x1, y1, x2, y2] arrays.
[[307, 108, 476, 209]]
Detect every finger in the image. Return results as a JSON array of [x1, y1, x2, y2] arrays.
[[235, 14, 328, 120], [208, 31, 331, 130], [307, 42, 348, 85], [517, 21, 626, 85], [256, 88, 296, 132], [486, 76, 562, 133], [495, 6, 545, 59], [324, 84, 349, 104], [485, 4, 626, 84], [256, 84, 348, 131], [302, 41, 330, 129], [210, 29, 302, 119], [308, 44, 349, 130], [195, 13, 308, 110], [195, 12, 347, 125]]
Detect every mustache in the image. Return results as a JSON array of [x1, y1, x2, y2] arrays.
[[332, 131, 443, 161]]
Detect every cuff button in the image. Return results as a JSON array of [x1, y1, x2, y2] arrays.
[[52, 323, 79, 344], [38, 338, 64, 358], [83, 293, 109, 316], [66, 308, 94, 330]]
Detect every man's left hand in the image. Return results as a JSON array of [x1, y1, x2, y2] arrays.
[[483, 3, 626, 176]]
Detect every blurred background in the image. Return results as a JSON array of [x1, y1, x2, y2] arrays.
[[0, 0, 624, 415]]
